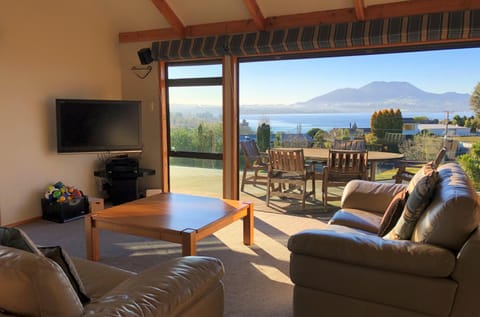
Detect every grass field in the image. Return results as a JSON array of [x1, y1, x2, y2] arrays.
[[451, 136, 480, 143]]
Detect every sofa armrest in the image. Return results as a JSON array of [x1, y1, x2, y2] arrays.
[[84, 256, 224, 317], [288, 226, 455, 277], [341, 180, 406, 213]]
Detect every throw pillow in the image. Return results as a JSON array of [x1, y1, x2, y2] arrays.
[[0, 227, 41, 255], [385, 168, 439, 240], [377, 189, 408, 237], [407, 161, 435, 194], [38, 246, 90, 304]]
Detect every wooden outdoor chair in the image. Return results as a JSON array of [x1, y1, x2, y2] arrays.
[[266, 148, 316, 209], [333, 139, 366, 151], [322, 149, 368, 207], [393, 147, 447, 184], [240, 140, 268, 191]]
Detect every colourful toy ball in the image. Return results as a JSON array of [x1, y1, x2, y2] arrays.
[[72, 189, 82, 199], [45, 182, 84, 203], [52, 190, 62, 199], [54, 181, 64, 189]]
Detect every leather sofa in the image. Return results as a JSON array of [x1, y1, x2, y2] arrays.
[[0, 242, 224, 317], [288, 162, 480, 317]]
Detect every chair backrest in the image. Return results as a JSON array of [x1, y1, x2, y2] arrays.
[[241, 140, 261, 167], [327, 149, 368, 178], [268, 148, 306, 173], [333, 139, 366, 151], [443, 139, 458, 161], [433, 146, 447, 167]]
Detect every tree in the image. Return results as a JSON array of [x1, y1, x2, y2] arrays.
[[452, 115, 466, 126], [256, 123, 271, 152], [370, 108, 403, 139], [312, 129, 328, 148], [471, 82, 480, 117], [459, 142, 480, 190], [306, 128, 321, 139]]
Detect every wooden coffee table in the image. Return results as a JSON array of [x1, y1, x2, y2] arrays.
[[85, 193, 254, 260]]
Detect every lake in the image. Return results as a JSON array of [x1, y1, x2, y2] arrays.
[[240, 111, 473, 133]]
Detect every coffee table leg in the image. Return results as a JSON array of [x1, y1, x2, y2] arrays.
[[85, 215, 100, 261], [243, 202, 254, 245], [182, 229, 197, 256]]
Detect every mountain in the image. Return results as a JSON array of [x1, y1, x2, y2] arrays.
[[241, 81, 471, 114]]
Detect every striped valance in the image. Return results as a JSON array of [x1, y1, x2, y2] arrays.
[[151, 10, 480, 60]]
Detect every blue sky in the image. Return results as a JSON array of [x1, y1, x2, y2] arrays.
[[239, 47, 480, 105], [169, 47, 480, 106]]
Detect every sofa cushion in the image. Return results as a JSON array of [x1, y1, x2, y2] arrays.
[[329, 209, 383, 234], [407, 161, 436, 194], [412, 163, 480, 251], [39, 246, 90, 304], [377, 189, 408, 237], [0, 227, 41, 254], [84, 256, 224, 316], [0, 246, 84, 317], [386, 167, 439, 240]]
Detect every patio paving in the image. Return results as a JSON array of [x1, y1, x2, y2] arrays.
[[169, 165, 343, 222]]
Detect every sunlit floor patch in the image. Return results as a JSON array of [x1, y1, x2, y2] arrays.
[[251, 263, 292, 285]]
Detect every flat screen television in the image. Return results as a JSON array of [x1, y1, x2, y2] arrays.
[[56, 99, 142, 153]]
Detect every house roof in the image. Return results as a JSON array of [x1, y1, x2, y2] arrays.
[[102, 0, 480, 43]]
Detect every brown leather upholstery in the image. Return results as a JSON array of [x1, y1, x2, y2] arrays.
[[289, 162, 480, 317], [0, 246, 225, 317]]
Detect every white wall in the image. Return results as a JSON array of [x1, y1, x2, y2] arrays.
[[0, 1, 123, 224], [118, 43, 163, 193]]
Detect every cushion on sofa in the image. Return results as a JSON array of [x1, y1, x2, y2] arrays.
[[385, 167, 439, 240], [378, 189, 408, 237], [328, 209, 383, 234], [0, 227, 41, 255], [84, 256, 224, 316], [406, 161, 436, 194], [411, 163, 480, 251], [39, 246, 90, 304], [0, 246, 84, 317]]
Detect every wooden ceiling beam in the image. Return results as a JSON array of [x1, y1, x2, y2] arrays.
[[243, 0, 266, 30], [120, 0, 480, 43], [365, 0, 480, 20], [150, 0, 185, 37], [266, 8, 355, 29], [354, 0, 366, 21]]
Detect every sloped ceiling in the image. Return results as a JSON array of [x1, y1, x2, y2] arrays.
[[101, 0, 480, 43]]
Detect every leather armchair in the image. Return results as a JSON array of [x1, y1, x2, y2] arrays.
[[0, 245, 224, 317], [288, 163, 480, 317]]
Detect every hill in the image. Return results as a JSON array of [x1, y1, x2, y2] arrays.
[[241, 81, 470, 114]]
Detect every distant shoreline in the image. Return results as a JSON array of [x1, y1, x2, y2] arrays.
[[240, 111, 474, 133]]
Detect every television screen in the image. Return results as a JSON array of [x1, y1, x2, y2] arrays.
[[56, 99, 142, 153]]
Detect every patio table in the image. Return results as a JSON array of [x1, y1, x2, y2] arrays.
[[302, 148, 404, 180]]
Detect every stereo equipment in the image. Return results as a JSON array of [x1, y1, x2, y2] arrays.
[[137, 48, 153, 65]]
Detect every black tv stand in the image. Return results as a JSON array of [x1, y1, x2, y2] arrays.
[[94, 157, 155, 205]]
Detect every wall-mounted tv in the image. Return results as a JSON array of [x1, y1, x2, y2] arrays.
[[56, 99, 142, 153]]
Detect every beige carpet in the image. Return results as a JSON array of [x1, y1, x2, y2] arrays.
[[20, 204, 332, 317]]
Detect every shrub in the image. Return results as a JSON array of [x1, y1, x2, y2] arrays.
[[398, 134, 444, 161], [458, 142, 480, 191]]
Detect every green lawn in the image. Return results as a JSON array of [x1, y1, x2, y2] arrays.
[[451, 136, 480, 143]]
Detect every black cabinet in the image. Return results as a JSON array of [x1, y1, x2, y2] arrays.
[[94, 157, 155, 205]]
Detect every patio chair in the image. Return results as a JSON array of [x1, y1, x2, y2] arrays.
[[393, 146, 447, 184], [266, 148, 316, 209], [240, 140, 267, 191], [322, 149, 368, 207], [332, 139, 366, 151]]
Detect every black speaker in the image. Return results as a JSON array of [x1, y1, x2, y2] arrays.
[[137, 48, 153, 65]]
